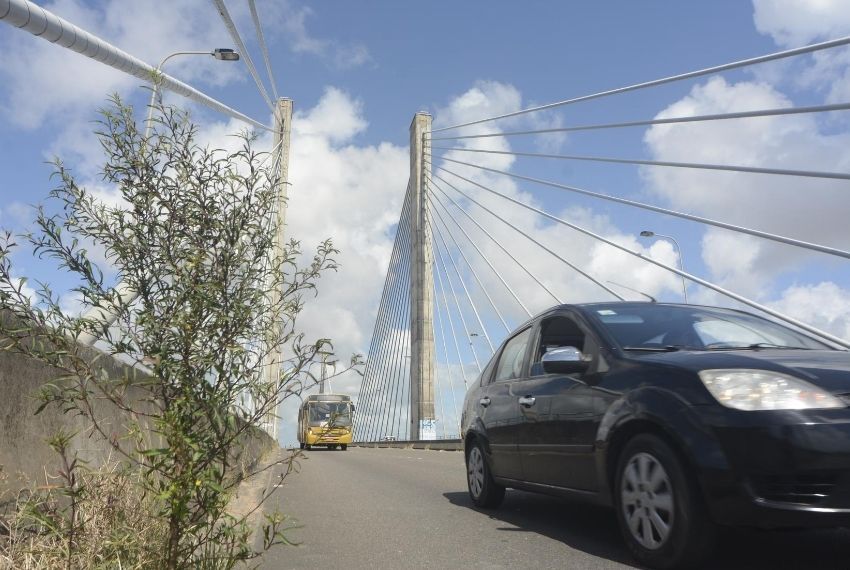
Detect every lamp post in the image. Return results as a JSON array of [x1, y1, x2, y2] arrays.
[[640, 230, 688, 303], [144, 48, 239, 138]]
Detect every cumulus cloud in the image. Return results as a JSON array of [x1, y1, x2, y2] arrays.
[[643, 76, 850, 297], [771, 281, 850, 341], [271, 87, 407, 443], [631, 2, 850, 341], [753, 0, 850, 48], [753, 0, 850, 103]]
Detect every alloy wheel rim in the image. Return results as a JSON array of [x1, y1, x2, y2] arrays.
[[621, 452, 674, 550], [468, 447, 485, 498]]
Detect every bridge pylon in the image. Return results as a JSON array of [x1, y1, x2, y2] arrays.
[[409, 112, 436, 440]]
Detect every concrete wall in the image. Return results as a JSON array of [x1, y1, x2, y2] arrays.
[[351, 439, 462, 451], [0, 340, 275, 493]]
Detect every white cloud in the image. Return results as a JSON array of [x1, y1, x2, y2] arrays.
[[640, 6, 850, 341], [752, 0, 850, 103], [643, 76, 850, 295], [753, 0, 850, 48], [295, 87, 367, 143], [771, 282, 850, 341]]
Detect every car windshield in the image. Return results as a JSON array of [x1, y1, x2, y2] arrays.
[[587, 304, 832, 351], [308, 402, 352, 427]]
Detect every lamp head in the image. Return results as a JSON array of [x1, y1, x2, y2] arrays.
[[213, 48, 240, 61], [639, 230, 655, 237]]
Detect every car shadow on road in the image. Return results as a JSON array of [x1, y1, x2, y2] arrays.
[[444, 490, 850, 570], [444, 490, 638, 568]]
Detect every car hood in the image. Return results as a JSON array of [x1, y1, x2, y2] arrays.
[[632, 349, 850, 395]]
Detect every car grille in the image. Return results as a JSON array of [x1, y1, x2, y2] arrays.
[[751, 473, 837, 506]]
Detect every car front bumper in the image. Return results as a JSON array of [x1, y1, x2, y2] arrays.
[[695, 406, 850, 528]]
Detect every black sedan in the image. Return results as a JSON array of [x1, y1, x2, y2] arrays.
[[461, 302, 850, 569]]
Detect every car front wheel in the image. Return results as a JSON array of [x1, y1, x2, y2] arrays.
[[614, 434, 715, 569], [466, 440, 505, 508]]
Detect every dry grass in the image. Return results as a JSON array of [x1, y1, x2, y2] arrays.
[[0, 463, 167, 570]]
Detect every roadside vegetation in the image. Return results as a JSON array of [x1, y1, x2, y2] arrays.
[[0, 96, 351, 569]]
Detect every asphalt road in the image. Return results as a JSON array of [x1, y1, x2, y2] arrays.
[[255, 447, 850, 569]]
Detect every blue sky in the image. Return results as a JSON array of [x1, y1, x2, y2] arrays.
[[2, 0, 850, 443]]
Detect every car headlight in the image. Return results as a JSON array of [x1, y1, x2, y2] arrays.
[[698, 369, 845, 411]]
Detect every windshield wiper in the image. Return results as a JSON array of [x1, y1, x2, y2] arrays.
[[622, 345, 682, 352], [706, 342, 810, 351]]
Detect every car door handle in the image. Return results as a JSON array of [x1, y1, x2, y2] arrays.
[[518, 396, 536, 407], [479, 397, 491, 408]]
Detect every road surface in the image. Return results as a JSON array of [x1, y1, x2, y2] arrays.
[[250, 447, 850, 569]]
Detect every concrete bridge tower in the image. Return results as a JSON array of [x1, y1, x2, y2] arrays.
[[408, 112, 436, 440]]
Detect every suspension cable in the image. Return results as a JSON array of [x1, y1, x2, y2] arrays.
[[429, 195, 512, 333], [428, 209, 499, 350], [431, 146, 850, 182], [372, 198, 413, 440], [428, 101, 850, 141], [433, 235, 477, 382], [434, 163, 850, 348], [357, 188, 411, 439], [210, 0, 275, 112], [431, 226, 485, 371], [432, 35, 850, 133], [429, 186, 532, 318], [429, 177, 561, 305], [379, 214, 412, 441], [435, 156, 850, 261], [0, 0, 271, 131], [431, 307, 446, 439], [425, 167, 623, 300], [247, 0, 279, 100], [433, 296, 461, 438], [370, 189, 412, 440], [391, 188, 417, 440]]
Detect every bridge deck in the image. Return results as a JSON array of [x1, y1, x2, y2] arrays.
[[252, 447, 850, 569]]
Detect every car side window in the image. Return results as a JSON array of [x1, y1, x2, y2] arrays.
[[492, 327, 533, 383], [478, 351, 499, 386], [530, 314, 607, 376]]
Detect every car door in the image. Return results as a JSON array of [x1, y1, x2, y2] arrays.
[[517, 312, 607, 491], [477, 326, 534, 481]]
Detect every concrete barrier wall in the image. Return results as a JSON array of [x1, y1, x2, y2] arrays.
[[351, 439, 463, 451], [0, 340, 275, 494]]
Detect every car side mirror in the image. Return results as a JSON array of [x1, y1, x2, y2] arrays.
[[542, 346, 591, 374]]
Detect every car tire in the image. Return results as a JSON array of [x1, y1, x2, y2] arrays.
[[614, 433, 715, 569], [465, 440, 505, 508], [341, 444, 348, 451], [299, 442, 305, 450]]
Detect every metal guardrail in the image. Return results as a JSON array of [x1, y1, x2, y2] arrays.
[[352, 439, 463, 451]]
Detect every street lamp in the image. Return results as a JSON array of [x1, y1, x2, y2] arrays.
[[144, 48, 240, 138], [639, 230, 688, 303]]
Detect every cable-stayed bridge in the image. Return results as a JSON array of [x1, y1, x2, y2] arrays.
[[3, 0, 850, 445], [353, 35, 850, 443]]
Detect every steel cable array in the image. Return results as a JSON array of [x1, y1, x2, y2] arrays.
[[210, 0, 275, 112], [247, 0, 280, 100], [0, 0, 271, 131], [360, 33, 850, 439], [355, 187, 413, 441]]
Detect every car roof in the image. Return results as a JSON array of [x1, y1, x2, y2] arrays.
[[523, 301, 757, 327]]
